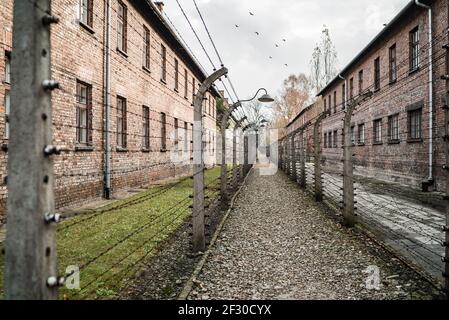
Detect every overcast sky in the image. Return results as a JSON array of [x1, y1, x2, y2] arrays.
[[164, 0, 411, 101]]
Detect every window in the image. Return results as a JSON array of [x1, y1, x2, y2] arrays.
[[324, 133, 328, 148], [333, 130, 338, 148], [174, 118, 179, 151], [142, 106, 150, 150], [410, 27, 420, 71], [373, 119, 382, 144], [117, 1, 127, 53], [117, 96, 127, 148], [351, 126, 355, 146], [328, 95, 331, 113], [408, 108, 422, 140], [184, 122, 188, 152], [358, 123, 365, 145], [80, 0, 93, 28], [4, 90, 10, 139], [389, 44, 397, 83], [358, 70, 363, 94], [374, 57, 380, 91], [342, 84, 346, 108], [161, 45, 167, 82], [324, 99, 327, 113], [160, 112, 167, 151], [184, 69, 188, 98], [143, 26, 150, 69], [192, 77, 196, 103], [174, 59, 179, 91], [349, 78, 354, 99], [388, 114, 400, 142], [76, 81, 92, 145], [333, 91, 337, 113], [4, 51, 11, 84]]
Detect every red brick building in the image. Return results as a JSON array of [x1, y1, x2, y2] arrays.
[[286, 101, 323, 160], [317, 0, 448, 191], [0, 0, 220, 224]]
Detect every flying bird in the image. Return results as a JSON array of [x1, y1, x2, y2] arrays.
[[282, 39, 287, 42], [255, 32, 260, 36], [275, 44, 279, 47], [249, 11, 254, 16], [284, 64, 288, 67], [235, 24, 239, 28], [269, 56, 273, 59]]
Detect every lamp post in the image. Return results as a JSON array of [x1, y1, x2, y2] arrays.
[[220, 88, 273, 204]]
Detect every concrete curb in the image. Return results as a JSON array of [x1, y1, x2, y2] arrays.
[[178, 168, 253, 300]]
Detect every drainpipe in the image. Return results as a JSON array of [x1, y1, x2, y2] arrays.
[[415, 0, 433, 183], [103, 0, 111, 198], [338, 74, 347, 109]]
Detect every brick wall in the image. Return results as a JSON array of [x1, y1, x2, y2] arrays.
[[0, 0, 219, 224], [319, 0, 448, 191]]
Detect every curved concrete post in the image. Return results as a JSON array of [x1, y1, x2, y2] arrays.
[[192, 67, 228, 253], [342, 91, 373, 228], [314, 111, 329, 202]]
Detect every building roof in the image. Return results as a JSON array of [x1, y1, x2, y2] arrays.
[[131, 0, 221, 98], [316, 0, 428, 97], [286, 102, 316, 128]]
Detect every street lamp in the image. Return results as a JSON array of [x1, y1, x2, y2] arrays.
[[220, 88, 274, 204]]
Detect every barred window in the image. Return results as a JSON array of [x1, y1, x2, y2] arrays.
[[333, 130, 338, 148], [76, 81, 92, 145], [4, 90, 10, 139], [184, 69, 188, 98], [174, 59, 179, 91], [351, 126, 355, 146], [117, 96, 127, 148], [358, 70, 363, 94], [388, 114, 400, 142], [373, 119, 382, 144], [142, 106, 150, 150], [80, 0, 93, 28], [143, 26, 150, 69], [184, 122, 188, 152], [408, 108, 422, 140], [349, 78, 354, 99], [192, 77, 196, 104], [358, 123, 365, 145], [389, 44, 397, 83], [117, 1, 127, 52], [374, 57, 380, 91], [410, 27, 420, 71], [4, 51, 11, 84], [160, 112, 167, 151], [161, 45, 167, 82], [333, 91, 337, 114], [174, 118, 179, 151]]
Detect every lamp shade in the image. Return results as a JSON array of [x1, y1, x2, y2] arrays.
[[258, 94, 275, 103]]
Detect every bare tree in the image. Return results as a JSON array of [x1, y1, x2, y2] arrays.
[[310, 25, 339, 94], [272, 73, 311, 137]]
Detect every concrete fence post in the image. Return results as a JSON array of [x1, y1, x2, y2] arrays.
[[314, 111, 329, 202], [300, 129, 307, 189], [442, 22, 449, 298], [291, 134, 297, 182], [5, 0, 60, 299], [192, 67, 227, 254], [342, 92, 372, 227]]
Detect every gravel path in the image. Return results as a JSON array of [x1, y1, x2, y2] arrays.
[[188, 169, 440, 300]]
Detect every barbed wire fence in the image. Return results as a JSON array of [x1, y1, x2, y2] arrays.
[[279, 93, 449, 299], [0, 1, 255, 301]]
